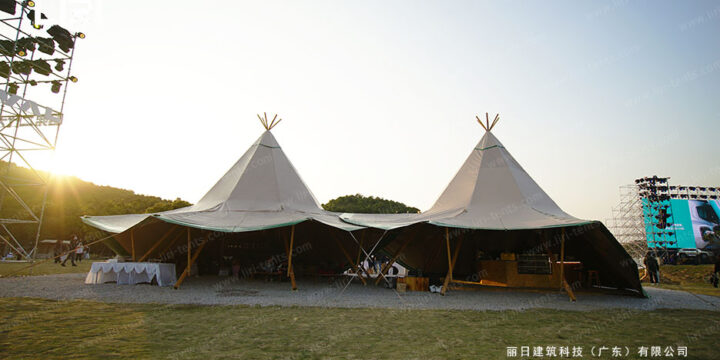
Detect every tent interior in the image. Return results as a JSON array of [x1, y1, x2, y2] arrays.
[[376, 222, 644, 297], [103, 217, 385, 287]]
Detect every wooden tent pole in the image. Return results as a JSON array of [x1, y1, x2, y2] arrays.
[[155, 229, 185, 260], [559, 227, 566, 290], [441, 231, 463, 295], [374, 235, 412, 285], [174, 232, 209, 289], [187, 228, 191, 277], [131, 229, 135, 261], [334, 235, 366, 285], [138, 225, 178, 262], [286, 225, 297, 290]]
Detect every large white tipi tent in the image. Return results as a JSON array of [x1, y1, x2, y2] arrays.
[[82, 115, 364, 288], [340, 115, 643, 297]]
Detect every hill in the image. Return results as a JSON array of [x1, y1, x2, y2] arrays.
[[0, 162, 191, 252]]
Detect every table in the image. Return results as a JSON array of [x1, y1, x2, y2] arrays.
[[85, 262, 177, 287]]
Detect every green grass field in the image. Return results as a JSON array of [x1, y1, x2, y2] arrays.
[[0, 297, 718, 360], [649, 265, 720, 297], [1, 262, 719, 359]]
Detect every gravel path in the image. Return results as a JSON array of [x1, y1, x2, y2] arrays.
[[1, 273, 719, 311]]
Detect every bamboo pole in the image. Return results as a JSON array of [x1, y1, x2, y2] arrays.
[[131, 229, 135, 261], [187, 228, 191, 277], [559, 227, 566, 290], [440, 228, 458, 295], [155, 229, 185, 260], [441, 232, 463, 295], [476, 116, 488, 131], [287, 225, 297, 290], [174, 232, 209, 289], [375, 235, 412, 285], [138, 225, 178, 262]]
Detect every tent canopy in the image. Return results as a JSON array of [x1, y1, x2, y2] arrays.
[[340, 131, 590, 230], [82, 130, 362, 235]]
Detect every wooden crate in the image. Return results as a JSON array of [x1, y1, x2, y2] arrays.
[[402, 277, 429, 291]]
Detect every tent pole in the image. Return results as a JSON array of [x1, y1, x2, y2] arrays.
[[174, 232, 209, 289], [374, 235, 412, 285], [334, 234, 366, 285], [138, 225, 178, 262], [559, 227, 565, 290], [187, 228, 191, 277], [441, 231, 463, 295], [155, 229, 185, 260], [286, 225, 297, 290], [131, 229, 135, 261], [441, 228, 463, 295]]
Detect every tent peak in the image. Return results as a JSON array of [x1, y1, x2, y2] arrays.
[[475, 113, 500, 132], [257, 112, 283, 131]]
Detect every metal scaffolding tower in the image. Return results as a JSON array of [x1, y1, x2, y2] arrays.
[[607, 184, 647, 260], [0, 0, 83, 260]]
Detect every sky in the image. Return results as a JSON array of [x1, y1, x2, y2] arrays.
[[21, 0, 720, 222]]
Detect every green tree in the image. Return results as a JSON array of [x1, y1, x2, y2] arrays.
[[145, 198, 192, 213], [322, 194, 419, 214]]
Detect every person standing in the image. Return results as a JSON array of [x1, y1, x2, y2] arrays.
[[713, 255, 720, 288], [61, 237, 77, 267], [75, 239, 84, 263], [644, 252, 660, 284]]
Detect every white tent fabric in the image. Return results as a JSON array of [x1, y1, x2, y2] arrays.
[[340, 131, 592, 230], [82, 131, 362, 233]]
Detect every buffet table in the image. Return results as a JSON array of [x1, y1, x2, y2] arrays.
[[85, 262, 176, 287]]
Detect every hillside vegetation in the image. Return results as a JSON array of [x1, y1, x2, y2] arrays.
[[0, 162, 191, 251]]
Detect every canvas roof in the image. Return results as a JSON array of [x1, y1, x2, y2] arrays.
[[82, 130, 362, 234], [340, 130, 592, 230]]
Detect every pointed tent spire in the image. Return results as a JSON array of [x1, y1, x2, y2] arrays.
[[193, 116, 319, 212], [475, 113, 500, 132], [426, 115, 579, 228], [258, 112, 283, 131]]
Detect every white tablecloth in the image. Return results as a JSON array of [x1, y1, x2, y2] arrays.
[[85, 262, 177, 287]]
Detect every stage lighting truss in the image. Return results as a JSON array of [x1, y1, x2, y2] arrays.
[[0, 0, 83, 261], [633, 176, 679, 253]]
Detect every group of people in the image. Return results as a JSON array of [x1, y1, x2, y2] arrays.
[[53, 235, 87, 267]]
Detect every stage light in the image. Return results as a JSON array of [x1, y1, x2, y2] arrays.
[[50, 80, 61, 93], [47, 25, 73, 52], [11, 60, 31, 75], [36, 37, 55, 55], [0, 0, 17, 14], [30, 59, 51, 75], [0, 62, 9, 78]]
